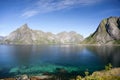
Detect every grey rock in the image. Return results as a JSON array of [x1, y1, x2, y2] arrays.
[[57, 31, 83, 44], [17, 75, 30, 80], [4, 24, 84, 44], [82, 16, 120, 44]]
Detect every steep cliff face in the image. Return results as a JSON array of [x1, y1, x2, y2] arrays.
[[4, 24, 83, 44], [82, 17, 120, 44]]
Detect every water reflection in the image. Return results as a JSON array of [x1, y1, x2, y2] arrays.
[[12, 45, 33, 65], [0, 45, 120, 67], [86, 46, 120, 67], [0, 45, 120, 78]]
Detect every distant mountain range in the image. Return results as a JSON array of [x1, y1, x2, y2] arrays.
[[0, 36, 4, 40], [82, 16, 120, 45], [1, 24, 83, 44], [0, 16, 120, 45]]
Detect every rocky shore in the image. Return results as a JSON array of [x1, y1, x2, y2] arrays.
[[0, 68, 120, 80], [0, 75, 52, 80]]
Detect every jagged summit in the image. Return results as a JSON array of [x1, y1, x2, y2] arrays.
[[4, 24, 83, 44], [18, 24, 30, 30], [82, 16, 120, 44]]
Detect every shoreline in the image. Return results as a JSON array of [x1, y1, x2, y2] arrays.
[[0, 68, 120, 80], [0, 43, 120, 46]]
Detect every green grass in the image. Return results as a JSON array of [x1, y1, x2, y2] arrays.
[[81, 35, 97, 44], [113, 40, 120, 44]]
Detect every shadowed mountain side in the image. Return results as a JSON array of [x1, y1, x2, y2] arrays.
[[82, 16, 120, 45]]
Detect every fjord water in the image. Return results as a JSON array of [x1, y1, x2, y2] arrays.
[[0, 45, 120, 78]]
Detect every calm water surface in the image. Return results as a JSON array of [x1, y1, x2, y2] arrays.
[[0, 45, 120, 78]]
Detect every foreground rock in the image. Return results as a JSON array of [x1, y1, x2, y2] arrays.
[[82, 16, 120, 45], [30, 75, 52, 80], [0, 75, 52, 80], [17, 75, 29, 80]]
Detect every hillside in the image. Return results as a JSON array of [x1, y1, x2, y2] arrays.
[[4, 24, 83, 44], [82, 16, 120, 45]]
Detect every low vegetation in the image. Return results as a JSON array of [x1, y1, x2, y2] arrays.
[[75, 63, 120, 80], [114, 40, 120, 44]]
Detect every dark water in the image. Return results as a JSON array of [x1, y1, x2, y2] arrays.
[[0, 45, 120, 78]]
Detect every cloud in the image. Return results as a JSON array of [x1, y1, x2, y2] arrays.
[[22, 0, 102, 18], [22, 10, 39, 18]]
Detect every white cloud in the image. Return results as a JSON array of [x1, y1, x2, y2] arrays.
[[22, 10, 39, 18], [22, 0, 102, 18]]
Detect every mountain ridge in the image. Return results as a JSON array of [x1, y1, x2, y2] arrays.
[[1, 16, 120, 45], [82, 16, 120, 45], [3, 24, 84, 44]]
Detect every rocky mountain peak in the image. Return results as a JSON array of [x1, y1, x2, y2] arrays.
[[82, 16, 120, 44], [19, 24, 30, 30], [106, 17, 120, 40], [4, 24, 84, 44]]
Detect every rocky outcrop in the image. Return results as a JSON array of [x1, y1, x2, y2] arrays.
[[17, 75, 29, 80], [4, 24, 83, 44], [82, 16, 120, 44]]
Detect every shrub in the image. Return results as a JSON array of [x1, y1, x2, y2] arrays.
[[105, 63, 112, 71], [76, 75, 82, 80]]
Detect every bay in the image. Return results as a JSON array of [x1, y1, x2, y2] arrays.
[[0, 45, 120, 78]]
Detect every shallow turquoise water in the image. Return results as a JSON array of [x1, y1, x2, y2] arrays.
[[0, 45, 120, 78]]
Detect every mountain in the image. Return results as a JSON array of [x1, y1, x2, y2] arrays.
[[4, 24, 83, 44], [82, 16, 120, 45], [57, 31, 83, 44], [0, 36, 4, 40], [0, 36, 4, 44]]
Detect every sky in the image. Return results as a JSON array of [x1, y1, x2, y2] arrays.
[[0, 0, 120, 37]]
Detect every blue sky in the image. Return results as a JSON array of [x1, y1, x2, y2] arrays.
[[0, 0, 120, 37]]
